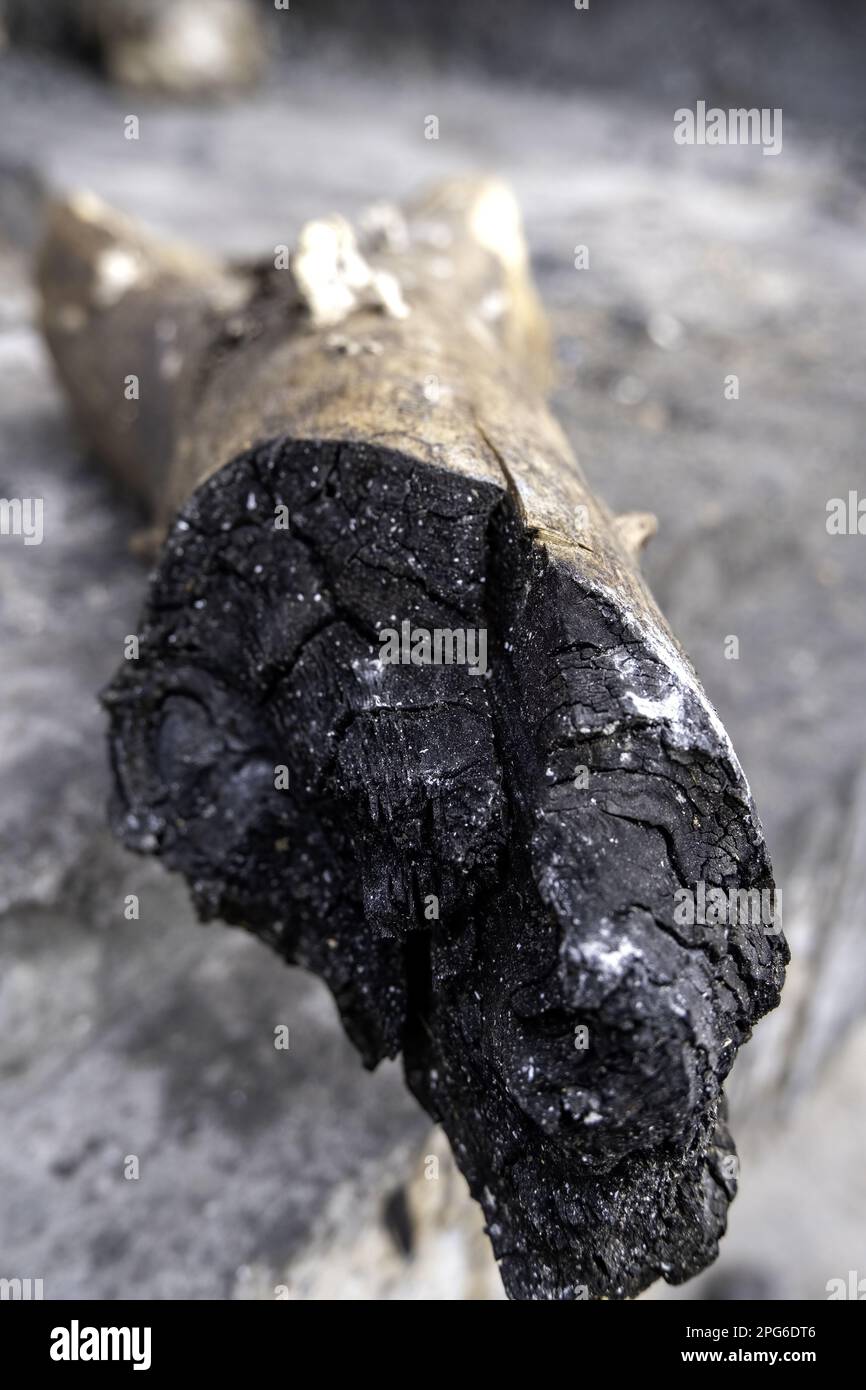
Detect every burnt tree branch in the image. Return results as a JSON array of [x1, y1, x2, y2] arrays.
[[37, 178, 787, 1300]]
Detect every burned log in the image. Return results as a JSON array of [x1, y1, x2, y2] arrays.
[[37, 179, 787, 1300]]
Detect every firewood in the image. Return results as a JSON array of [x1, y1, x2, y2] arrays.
[[37, 178, 788, 1300]]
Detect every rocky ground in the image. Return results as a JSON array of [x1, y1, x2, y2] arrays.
[[1, 14, 864, 1299]]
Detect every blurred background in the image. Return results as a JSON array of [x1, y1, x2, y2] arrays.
[[0, 0, 864, 1299]]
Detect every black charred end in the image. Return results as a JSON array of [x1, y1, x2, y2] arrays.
[[102, 436, 788, 1300]]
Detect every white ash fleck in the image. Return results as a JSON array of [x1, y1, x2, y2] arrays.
[[573, 932, 642, 978], [292, 215, 409, 329], [595, 577, 745, 782], [479, 289, 509, 321], [625, 687, 684, 725], [92, 248, 143, 308]]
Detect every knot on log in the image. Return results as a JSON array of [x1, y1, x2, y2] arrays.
[[614, 510, 658, 559]]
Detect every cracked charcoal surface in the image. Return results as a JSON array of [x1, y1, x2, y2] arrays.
[[104, 436, 788, 1300]]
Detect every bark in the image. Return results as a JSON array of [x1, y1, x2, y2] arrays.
[[37, 178, 788, 1301]]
